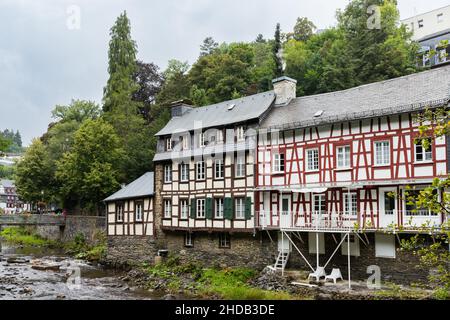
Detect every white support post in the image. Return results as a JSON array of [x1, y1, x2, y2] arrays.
[[281, 231, 285, 276], [347, 232, 351, 290], [280, 190, 283, 229]]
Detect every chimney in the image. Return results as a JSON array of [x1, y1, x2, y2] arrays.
[[170, 100, 193, 118], [272, 76, 297, 106]]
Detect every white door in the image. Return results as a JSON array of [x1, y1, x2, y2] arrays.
[[278, 232, 292, 252], [379, 187, 397, 228], [280, 195, 291, 228]]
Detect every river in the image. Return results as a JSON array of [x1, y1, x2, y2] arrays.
[[0, 241, 163, 300]]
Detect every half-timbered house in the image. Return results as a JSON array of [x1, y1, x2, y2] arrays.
[[152, 93, 277, 266], [256, 66, 450, 283]]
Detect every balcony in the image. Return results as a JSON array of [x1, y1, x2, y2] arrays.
[[257, 210, 445, 233]]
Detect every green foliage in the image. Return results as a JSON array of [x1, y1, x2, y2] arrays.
[[0, 227, 56, 247], [286, 17, 316, 42], [273, 23, 283, 78], [55, 118, 125, 211], [0, 164, 15, 179]]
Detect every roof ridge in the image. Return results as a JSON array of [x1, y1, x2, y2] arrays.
[[292, 66, 450, 102]]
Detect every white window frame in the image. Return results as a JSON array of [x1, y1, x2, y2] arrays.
[[219, 233, 230, 248], [306, 148, 319, 172], [235, 156, 245, 178], [181, 135, 189, 150], [215, 198, 224, 219], [164, 164, 172, 183], [374, 141, 390, 166], [135, 202, 143, 222], [418, 19, 424, 28], [184, 232, 193, 247], [313, 194, 326, 215], [197, 199, 205, 219], [437, 13, 444, 23], [215, 159, 224, 179], [415, 141, 432, 163], [164, 200, 172, 218], [337, 145, 351, 169], [343, 193, 357, 216], [180, 163, 189, 182], [180, 200, 189, 219], [235, 198, 245, 219], [236, 126, 245, 141], [196, 161, 205, 180], [272, 152, 285, 173], [199, 132, 205, 147], [116, 204, 124, 222], [166, 137, 172, 151], [216, 129, 224, 144]]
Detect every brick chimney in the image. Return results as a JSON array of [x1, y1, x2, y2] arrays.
[[272, 76, 297, 106], [170, 100, 193, 118]]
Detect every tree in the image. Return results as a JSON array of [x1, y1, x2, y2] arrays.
[[200, 37, 219, 56], [55, 119, 125, 214], [337, 0, 417, 85], [15, 139, 54, 206], [273, 23, 284, 77], [156, 59, 191, 105], [0, 134, 11, 154], [133, 60, 164, 123], [255, 34, 266, 43], [287, 17, 316, 42]]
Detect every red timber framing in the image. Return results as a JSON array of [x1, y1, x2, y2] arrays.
[[256, 113, 448, 232]]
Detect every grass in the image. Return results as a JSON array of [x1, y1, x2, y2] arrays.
[[64, 231, 106, 262], [374, 282, 431, 300], [0, 226, 57, 247], [144, 256, 296, 300]]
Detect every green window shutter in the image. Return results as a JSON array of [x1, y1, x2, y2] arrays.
[[205, 198, 213, 219], [190, 199, 196, 219], [245, 197, 252, 220], [224, 197, 233, 220]]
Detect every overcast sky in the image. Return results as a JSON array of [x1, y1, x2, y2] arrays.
[[0, 0, 449, 145]]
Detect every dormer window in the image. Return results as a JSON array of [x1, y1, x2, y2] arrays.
[[165, 137, 172, 151], [199, 132, 205, 147], [180, 135, 189, 150], [216, 129, 224, 144], [236, 126, 245, 141], [418, 19, 424, 28]]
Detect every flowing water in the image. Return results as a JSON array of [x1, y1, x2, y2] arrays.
[[0, 241, 162, 300]]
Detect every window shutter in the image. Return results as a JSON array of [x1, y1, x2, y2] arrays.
[[205, 198, 213, 219], [245, 197, 252, 220], [224, 197, 233, 220], [190, 199, 196, 219]]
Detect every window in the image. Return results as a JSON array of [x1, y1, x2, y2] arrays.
[[164, 164, 172, 183], [196, 161, 205, 180], [166, 137, 172, 151], [199, 132, 205, 147], [418, 19, 424, 28], [180, 163, 189, 182], [306, 149, 319, 171], [437, 13, 444, 23], [164, 200, 172, 218], [180, 200, 189, 219], [135, 202, 143, 222], [216, 129, 224, 143], [436, 45, 448, 64], [236, 126, 245, 141], [272, 153, 285, 173], [313, 194, 325, 215], [374, 141, 390, 165], [181, 135, 189, 150], [184, 232, 193, 247], [116, 203, 124, 222], [343, 193, 357, 216], [219, 233, 230, 248], [235, 156, 245, 177], [197, 199, 205, 218], [235, 198, 245, 219], [415, 140, 432, 162], [215, 198, 224, 219], [405, 190, 438, 216], [337, 145, 351, 168], [215, 159, 224, 179]]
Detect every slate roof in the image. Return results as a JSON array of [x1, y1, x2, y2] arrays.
[[0, 179, 14, 188], [104, 172, 154, 202], [262, 65, 450, 130], [156, 91, 275, 136]]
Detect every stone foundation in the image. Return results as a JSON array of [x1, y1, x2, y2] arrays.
[[162, 231, 277, 269], [106, 236, 158, 267]]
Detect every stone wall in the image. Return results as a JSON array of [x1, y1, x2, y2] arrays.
[[61, 216, 106, 242], [163, 231, 278, 269], [106, 236, 158, 267], [286, 232, 429, 285]]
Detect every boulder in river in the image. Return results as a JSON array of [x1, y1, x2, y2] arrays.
[[6, 257, 30, 264], [31, 264, 61, 272]]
